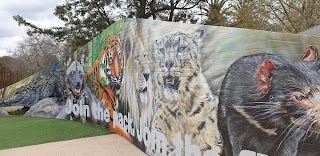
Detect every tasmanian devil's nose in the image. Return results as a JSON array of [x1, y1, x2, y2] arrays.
[[143, 73, 150, 81], [165, 61, 174, 70]]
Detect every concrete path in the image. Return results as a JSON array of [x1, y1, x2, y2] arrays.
[[0, 134, 146, 156]]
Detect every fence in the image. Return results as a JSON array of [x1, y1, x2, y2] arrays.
[[0, 67, 16, 88]]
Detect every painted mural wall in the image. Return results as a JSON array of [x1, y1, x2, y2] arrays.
[[2, 18, 320, 156]]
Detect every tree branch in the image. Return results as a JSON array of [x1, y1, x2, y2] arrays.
[[279, 0, 297, 33]]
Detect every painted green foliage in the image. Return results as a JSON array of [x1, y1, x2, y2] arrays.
[[90, 19, 126, 62]]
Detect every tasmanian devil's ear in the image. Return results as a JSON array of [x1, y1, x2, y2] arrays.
[[301, 46, 318, 62], [256, 60, 275, 94]]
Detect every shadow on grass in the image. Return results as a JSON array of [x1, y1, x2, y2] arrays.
[[0, 116, 114, 150], [7, 107, 29, 115]]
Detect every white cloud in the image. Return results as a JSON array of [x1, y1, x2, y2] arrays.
[[0, 35, 24, 52], [0, 49, 11, 57], [0, 0, 64, 56]]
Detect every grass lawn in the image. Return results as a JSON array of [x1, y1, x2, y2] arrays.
[[0, 116, 113, 150]]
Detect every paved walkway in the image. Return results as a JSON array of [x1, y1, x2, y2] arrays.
[[0, 134, 146, 156]]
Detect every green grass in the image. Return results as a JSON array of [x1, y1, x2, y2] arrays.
[[0, 116, 113, 150]]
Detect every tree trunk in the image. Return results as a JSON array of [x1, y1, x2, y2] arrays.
[[151, 0, 156, 19], [168, 0, 174, 21], [136, 0, 147, 18]]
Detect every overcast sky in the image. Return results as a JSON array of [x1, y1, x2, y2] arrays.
[[0, 0, 64, 57]]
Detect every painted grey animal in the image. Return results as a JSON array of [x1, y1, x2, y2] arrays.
[[0, 62, 67, 107]]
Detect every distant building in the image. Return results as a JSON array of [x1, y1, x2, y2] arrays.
[[299, 25, 320, 36]]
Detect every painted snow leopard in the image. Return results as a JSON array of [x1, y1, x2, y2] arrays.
[[152, 29, 222, 155]]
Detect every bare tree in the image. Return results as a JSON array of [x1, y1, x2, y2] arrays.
[[8, 35, 69, 78], [263, 0, 320, 33]]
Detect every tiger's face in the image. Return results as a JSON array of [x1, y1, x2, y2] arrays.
[[99, 36, 124, 94], [154, 30, 204, 103]]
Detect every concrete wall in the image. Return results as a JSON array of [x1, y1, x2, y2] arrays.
[[2, 18, 320, 156]]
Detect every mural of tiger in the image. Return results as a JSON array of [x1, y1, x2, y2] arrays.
[[85, 36, 124, 128], [152, 29, 222, 155]]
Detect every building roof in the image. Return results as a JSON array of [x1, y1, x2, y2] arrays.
[[299, 25, 320, 36]]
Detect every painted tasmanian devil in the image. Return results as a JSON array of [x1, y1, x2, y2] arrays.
[[218, 46, 320, 156]]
